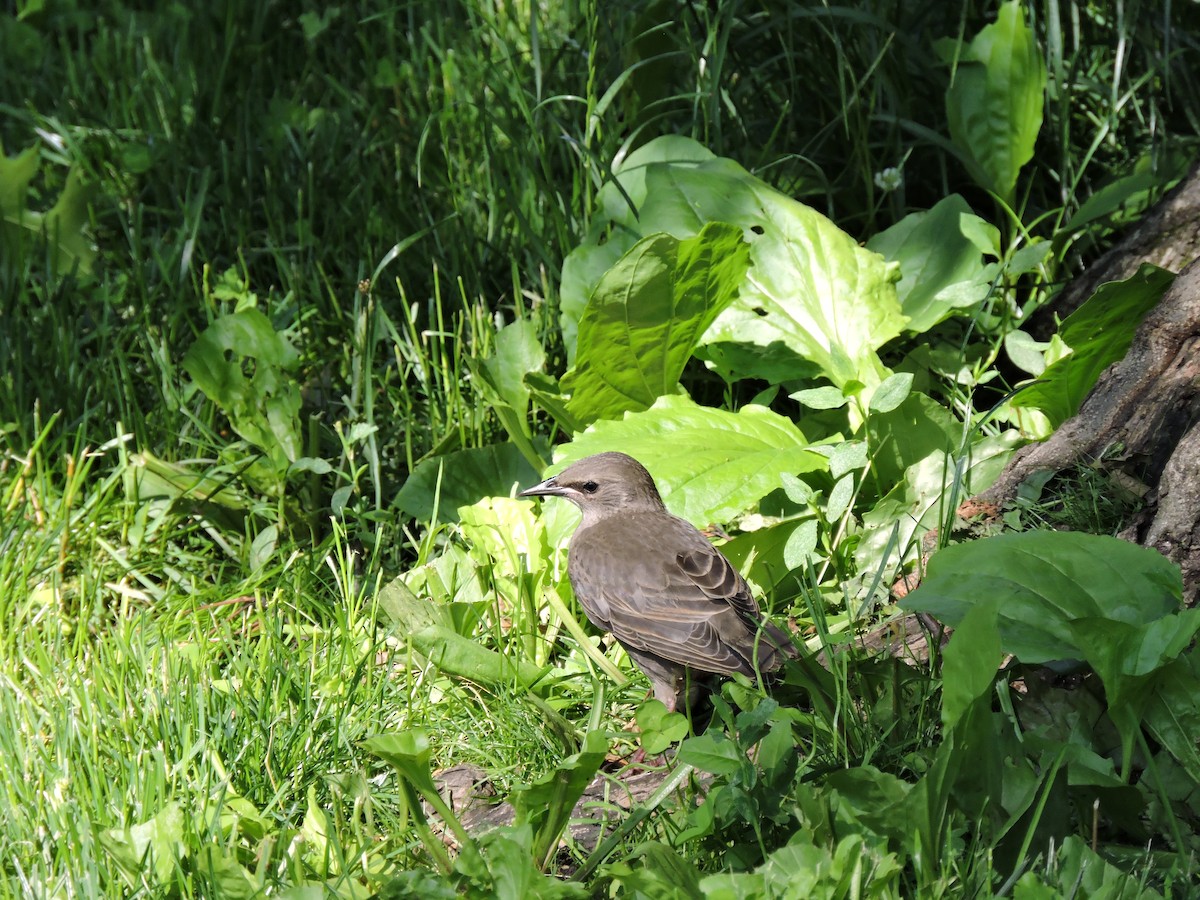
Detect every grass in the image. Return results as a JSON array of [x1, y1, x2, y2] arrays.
[[3, 0, 1200, 894]]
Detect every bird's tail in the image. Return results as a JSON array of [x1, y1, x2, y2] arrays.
[[752, 619, 799, 677]]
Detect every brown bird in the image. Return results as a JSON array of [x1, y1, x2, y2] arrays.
[[519, 451, 796, 712]]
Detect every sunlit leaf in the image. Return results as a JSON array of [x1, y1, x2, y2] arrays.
[[558, 135, 905, 398], [559, 394, 827, 524], [408, 624, 548, 691], [510, 730, 608, 867], [856, 431, 1017, 574], [559, 136, 717, 362], [182, 310, 302, 473], [867, 195, 993, 332], [1009, 265, 1173, 427], [677, 731, 743, 776], [636, 159, 904, 393], [868, 373, 914, 414], [902, 532, 1185, 664], [562, 222, 749, 426], [943, 1, 1047, 204], [98, 803, 186, 888]]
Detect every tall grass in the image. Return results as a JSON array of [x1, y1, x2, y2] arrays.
[[2, 0, 1198, 893]]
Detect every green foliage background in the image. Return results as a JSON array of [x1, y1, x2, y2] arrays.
[[2, 0, 1199, 895]]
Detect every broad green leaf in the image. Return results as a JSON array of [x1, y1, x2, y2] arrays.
[[182, 310, 302, 472], [856, 431, 1017, 574], [757, 841, 835, 898], [959, 213, 1002, 257], [127, 450, 253, 512], [1004, 329, 1052, 376], [0, 142, 97, 274], [824, 766, 913, 831], [1043, 835, 1167, 900], [476, 825, 589, 898], [364, 731, 440, 797], [300, 786, 333, 877], [868, 373, 913, 414], [39, 165, 97, 273], [901, 532, 1185, 665], [474, 319, 546, 460], [828, 440, 868, 480], [377, 870, 461, 899], [1069, 612, 1200, 776], [636, 700, 691, 756], [400, 543, 489, 609], [0, 142, 39, 214], [559, 239, 631, 368], [865, 392, 962, 490], [782, 518, 819, 570], [588, 135, 716, 236], [944, 1, 1047, 204], [698, 339, 821, 386], [194, 847, 260, 899], [1005, 238, 1052, 275], [394, 442, 539, 524], [780, 472, 815, 504], [99, 803, 186, 888], [368, 731, 482, 878], [941, 599, 1004, 729], [408, 624, 548, 691], [1143, 660, 1200, 783], [559, 394, 827, 524], [677, 731, 743, 775], [558, 135, 905, 397], [510, 730, 608, 867], [1010, 265, 1173, 426], [562, 222, 750, 426], [377, 575, 453, 632], [524, 371, 583, 435], [622, 844, 706, 899], [866, 194, 993, 332], [635, 159, 904, 393], [484, 319, 544, 413], [459, 495, 556, 581], [559, 136, 717, 361], [722, 517, 821, 602], [791, 385, 847, 410], [825, 473, 855, 522]]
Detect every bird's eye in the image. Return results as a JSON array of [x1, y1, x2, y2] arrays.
[[581, 481, 599, 494]]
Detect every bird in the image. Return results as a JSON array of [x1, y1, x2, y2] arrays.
[[519, 451, 796, 712]]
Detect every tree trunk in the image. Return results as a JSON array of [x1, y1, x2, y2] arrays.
[[970, 162, 1200, 603]]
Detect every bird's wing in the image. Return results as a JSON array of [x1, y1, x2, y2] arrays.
[[675, 543, 763, 624], [569, 515, 788, 677]]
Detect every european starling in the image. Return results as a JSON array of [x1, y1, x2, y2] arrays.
[[519, 451, 796, 711]]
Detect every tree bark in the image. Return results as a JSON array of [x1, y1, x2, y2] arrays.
[[970, 162, 1200, 603]]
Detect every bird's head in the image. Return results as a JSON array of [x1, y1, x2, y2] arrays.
[[519, 452, 664, 522]]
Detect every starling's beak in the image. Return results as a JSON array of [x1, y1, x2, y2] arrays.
[[518, 476, 565, 499]]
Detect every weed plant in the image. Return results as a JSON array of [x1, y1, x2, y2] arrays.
[[2, 0, 1199, 895]]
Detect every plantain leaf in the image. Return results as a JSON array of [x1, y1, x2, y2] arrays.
[[943, 1, 1047, 204], [1009, 265, 1173, 427], [562, 222, 749, 426], [558, 136, 905, 399], [901, 532, 1184, 664], [395, 442, 540, 525], [556, 394, 828, 525], [866, 194, 995, 332]]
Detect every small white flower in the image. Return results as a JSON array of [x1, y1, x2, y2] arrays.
[[874, 166, 904, 192]]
